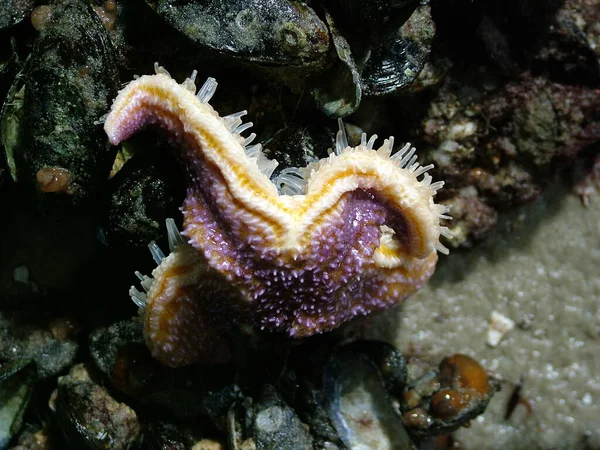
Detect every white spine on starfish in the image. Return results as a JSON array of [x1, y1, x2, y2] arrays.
[[273, 167, 309, 195]]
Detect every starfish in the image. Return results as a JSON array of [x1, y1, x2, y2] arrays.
[[104, 64, 451, 367]]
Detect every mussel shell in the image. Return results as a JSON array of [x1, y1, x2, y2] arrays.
[[145, 0, 329, 71], [0, 57, 27, 183], [323, 351, 413, 450], [0, 360, 36, 449], [22, 0, 119, 206], [311, 10, 361, 118], [360, 5, 435, 97], [340, 340, 408, 397], [136, 422, 188, 450], [55, 364, 141, 450], [326, 0, 418, 45], [294, 378, 346, 449]]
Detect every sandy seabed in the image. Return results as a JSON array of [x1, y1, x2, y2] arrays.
[[366, 184, 600, 450]]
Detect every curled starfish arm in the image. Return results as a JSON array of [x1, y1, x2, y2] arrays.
[[105, 71, 293, 249], [131, 221, 235, 367], [104, 72, 279, 196], [296, 148, 446, 262]]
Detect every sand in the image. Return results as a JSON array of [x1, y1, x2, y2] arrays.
[[367, 184, 600, 449]]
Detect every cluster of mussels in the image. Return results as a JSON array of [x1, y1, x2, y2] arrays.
[[15, 316, 498, 449]]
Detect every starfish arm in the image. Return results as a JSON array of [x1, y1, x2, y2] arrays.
[[294, 149, 445, 262], [104, 73, 291, 249], [142, 242, 233, 367]]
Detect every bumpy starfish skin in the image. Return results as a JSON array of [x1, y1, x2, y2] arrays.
[[105, 68, 449, 366], [140, 239, 233, 367]]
